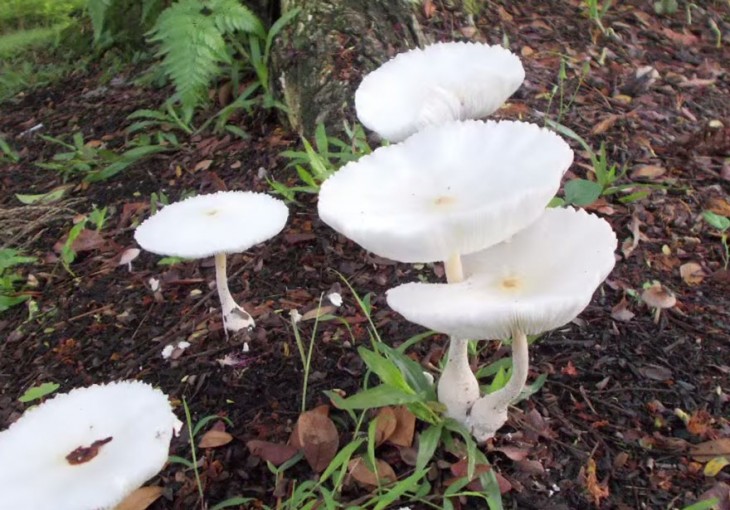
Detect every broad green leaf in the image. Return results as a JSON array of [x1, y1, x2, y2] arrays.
[[358, 347, 412, 393], [18, 382, 59, 403], [15, 187, 68, 205], [327, 385, 421, 410], [703, 211, 730, 232], [564, 178, 603, 206], [681, 499, 720, 510], [378, 343, 436, 399]]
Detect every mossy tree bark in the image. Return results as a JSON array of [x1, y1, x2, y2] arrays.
[[268, 0, 427, 137]]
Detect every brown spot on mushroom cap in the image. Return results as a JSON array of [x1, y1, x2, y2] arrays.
[[66, 436, 113, 465]]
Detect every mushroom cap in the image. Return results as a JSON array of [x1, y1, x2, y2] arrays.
[[135, 191, 288, 258], [386, 207, 617, 339], [355, 42, 525, 142], [0, 381, 181, 510], [318, 120, 573, 263]]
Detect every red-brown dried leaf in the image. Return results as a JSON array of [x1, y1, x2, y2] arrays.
[[198, 429, 233, 449], [348, 457, 396, 487], [113, 486, 163, 510], [291, 409, 339, 472], [246, 440, 299, 466]]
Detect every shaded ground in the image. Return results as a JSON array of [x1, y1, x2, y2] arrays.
[[1, 1, 729, 509]]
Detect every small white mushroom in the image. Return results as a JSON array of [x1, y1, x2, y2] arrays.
[[135, 191, 288, 335], [0, 381, 181, 510], [387, 208, 617, 440], [356, 42, 525, 142]]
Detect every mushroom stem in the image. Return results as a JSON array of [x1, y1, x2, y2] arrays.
[[214, 253, 255, 334], [444, 252, 464, 283], [467, 327, 529, 441], [438, 336, 480, 424], [438, 251, 479, 425]]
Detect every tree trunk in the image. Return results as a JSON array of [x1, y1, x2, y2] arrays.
[[270, 0, 427, 137]]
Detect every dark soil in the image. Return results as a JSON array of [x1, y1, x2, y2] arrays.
[[1, 1, 728, 509]]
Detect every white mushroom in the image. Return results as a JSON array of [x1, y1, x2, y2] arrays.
[[356, 42, 525, 142], [387, 207, 617, 440], [318, 119, 573, 265], [0, 381, 181, 510], [319, 119, 573, 423], [135, 191, 288, 334]]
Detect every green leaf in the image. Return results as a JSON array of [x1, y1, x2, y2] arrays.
[[87, 0, 113, 43], [265, 7, 301, 61], [564, 178, 603, 206], [681, 500, 720, 510], [85, 144, 167, 182], [378, 343, 437, 399], [319, 438, 364, 483], [0, 294, 30, 313], [327, 385, 421, 410], [18, 382, 60, 403], [703, 211, 730, 232], [15, 187, 68, 205], [209, 497, 256, 510], [358, 347, 413, 393]]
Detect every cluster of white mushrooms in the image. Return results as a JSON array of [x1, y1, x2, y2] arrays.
[[0, 41, 619, 508], [319, 41, 618, 441]]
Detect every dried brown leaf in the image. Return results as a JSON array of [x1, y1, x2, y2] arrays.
[[113, 486, 163, 510], [680, 262, 706, 286], [388, 406, 416, 448], [583, 458, 609, 506], [348, 457, 396, 487], [631, 165, 666, 179], [374, 407, 397, 446], [591, 115, 620, 135], [292, 409, 339, 472], [198, 429, 233, 449], [246, 440, 299, 466], [691, 439, 730, 462]]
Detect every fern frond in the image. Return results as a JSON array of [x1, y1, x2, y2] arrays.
[[209, 0, 264, 38], [87, 0, 113, 42], [150, 0, 229, 110]]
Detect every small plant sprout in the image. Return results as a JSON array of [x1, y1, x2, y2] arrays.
[[387, 208, 617, 441], [135, 191, 288, 334], [318, 119, 573, 423], [0, 381, 181, 510], [355, 42, 525, 142]]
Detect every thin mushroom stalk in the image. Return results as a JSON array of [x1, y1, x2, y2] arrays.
[[437, 252, 479, 424], [215, 253, 255, 334], [467, 326, 529, 442]]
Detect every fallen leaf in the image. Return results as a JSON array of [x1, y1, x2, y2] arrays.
[[113, 486, 163, 510], [622, 214, 642, 258], [631, 165, 666, 179], [246, 440, 299, 466], [448, 459, 512, 494], [704, 456, 730, 477], [348, 457, 396, 487], [592, 115, 620, 135], [661, 27, 700, 46], [495, 446, 531, 461], [687, 410, 714, 437], [388, 406, 416, 448], [423, 0, 436, 18], [680, 262, 706, 286], [198, 429, 233, 449], [691, 439, 730, 462], [374, 407, 397, 446], [561, 360, 578, 376], [708, 197, 730, 217], [638, 364, 673, 381], [583, 458, 610, 506], [611, 298, 635, 322], [697, 482, 730, 510], [514, 458, 545, 475], [54, 228, 107, 254], [291, 409, 339, 472], [193, 159, 213, 173], [301, 305, 336, 321]]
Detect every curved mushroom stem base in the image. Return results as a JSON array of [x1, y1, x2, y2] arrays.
[[215, 253, 255, 335], [438, 337, 479, 425], [467, 327, 529, 442]]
